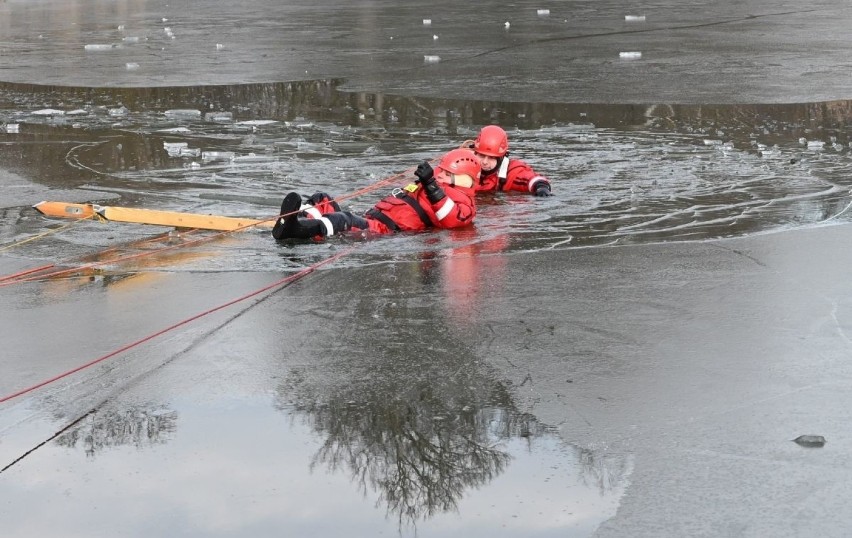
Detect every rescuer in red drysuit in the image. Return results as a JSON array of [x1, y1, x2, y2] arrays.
[[468, 125, 553, 197], [272, 148, 480, 240]]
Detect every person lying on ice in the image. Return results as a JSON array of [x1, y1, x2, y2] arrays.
[[271, 148, 481, 241]]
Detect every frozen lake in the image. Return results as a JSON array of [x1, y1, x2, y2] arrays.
[[4, 1, 852, 536]]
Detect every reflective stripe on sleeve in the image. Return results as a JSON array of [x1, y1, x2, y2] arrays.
[[434, 197, 456, 221], [303, 206, 323, 219], [318, 216, 335, 236]]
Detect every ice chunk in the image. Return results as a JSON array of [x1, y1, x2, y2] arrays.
[[424, 55, 441, 63], [233, 153, 274, 163], [32, 109, 65, 116], [123, 36, 141, 43], [157, 127, 191, 133], [164, 109, 201, 118], [216, 43, 224, 50], [205, 111, 233, 122], [180, 147, 201, 157], [619, 51, 642, 59], [163, 142, 188, 156], [125, 62, 140, 70], [67, 109, 88, 116], [84, 44, 117, 51], [703, 139, 723, 146], [537, 9, 550, 16], [504, 21, 510, 29], [5, 124, 20, 133], [108, 106, 129, 117], [807, 140, 825, 150], [202, 151, 235, 162], [423, 19, 431, 26], [433, 34, 439, 40], [235, 119, 278, 126], [625, 15, 646, 22], [758, 145, 782, 158]]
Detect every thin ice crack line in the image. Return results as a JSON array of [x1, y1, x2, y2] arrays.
[[65, 142, 109, 176], [709, 243, 769, 268], [825, 295, 852, 347], [465, 8, 826, 60], [820, 193, 852, 223], [375, 8, 829, 75], [712, 245, 852, 345], [0, 410, 95, 474]]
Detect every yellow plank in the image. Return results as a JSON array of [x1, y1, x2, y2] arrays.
[[100, 206, 272, 231], [33, 201, 275, 231]]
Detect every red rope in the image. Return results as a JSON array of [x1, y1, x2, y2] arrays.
[[0, 264, 55, 282], [0, 247, 354, 404]]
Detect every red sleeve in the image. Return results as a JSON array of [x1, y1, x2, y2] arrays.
[[429, 187, 476, 229], [505, 159, 551, 194]]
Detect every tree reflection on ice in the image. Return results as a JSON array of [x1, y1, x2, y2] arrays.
[[54, 405, 177, 457], [280, 374, 544, 526]]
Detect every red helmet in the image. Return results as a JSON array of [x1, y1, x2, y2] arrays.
[[473, 125, 508, 157], [437, 148, 481, 179]]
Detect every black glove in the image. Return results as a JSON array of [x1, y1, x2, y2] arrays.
[[413, 162, 445, 204], [414, 161, 434, 183], [534, 183, 552, 197], [307, 192, 333, 205], [306, 191, 342, 212]]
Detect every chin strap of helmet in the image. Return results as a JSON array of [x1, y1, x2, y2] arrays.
[[497, 153, 510, 190]]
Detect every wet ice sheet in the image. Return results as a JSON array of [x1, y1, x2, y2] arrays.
[[0, 0, 848, 105], [0, 395, 627, 537]]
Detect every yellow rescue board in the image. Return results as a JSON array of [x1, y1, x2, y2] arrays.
[[33, 201, 275, 232]]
